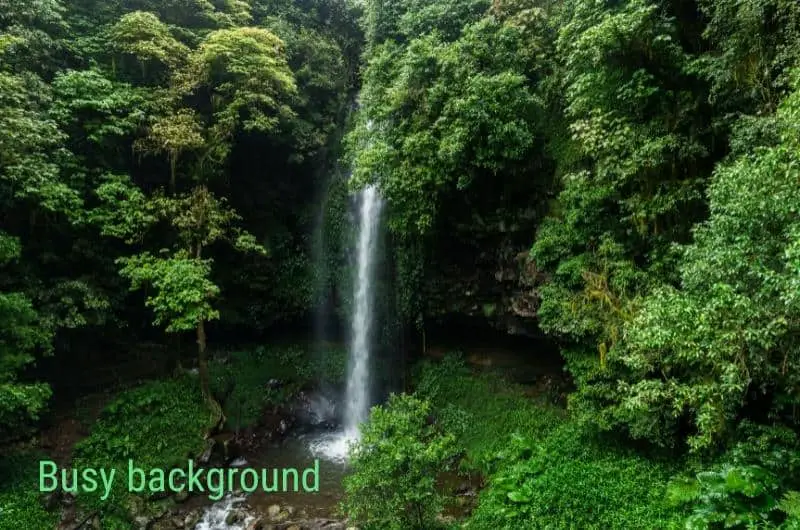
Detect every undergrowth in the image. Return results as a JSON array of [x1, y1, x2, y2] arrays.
[[413, 354, 684, 529], [71, 376, 211, 529], [210, 342, 346, 431], [413, 353, 565, 471], [0, 450, 60, 530]]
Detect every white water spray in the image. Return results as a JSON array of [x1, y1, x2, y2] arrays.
[[194, 494, 254, 530], [309, 184, 382, 462]]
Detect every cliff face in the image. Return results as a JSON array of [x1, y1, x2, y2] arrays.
[[422, 217, 546, 338]]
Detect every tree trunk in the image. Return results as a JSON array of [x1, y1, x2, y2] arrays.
[[169, 153, 177, 195], [197, 320, 210, 397], [197, 319, 225, 431]]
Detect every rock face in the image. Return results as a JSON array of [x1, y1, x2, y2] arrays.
[[422, 231, 545, 338]]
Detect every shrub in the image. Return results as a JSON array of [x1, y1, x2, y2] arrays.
[[667, 423, 800, 529], [466, 422, 683, 529], [341, 393, 460, 530]]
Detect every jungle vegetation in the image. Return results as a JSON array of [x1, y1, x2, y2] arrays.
[[1, 0, 799, 528]]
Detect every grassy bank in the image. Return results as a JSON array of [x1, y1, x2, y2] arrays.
[[412, 354, 685, 529], [0, 451, 60, 530]]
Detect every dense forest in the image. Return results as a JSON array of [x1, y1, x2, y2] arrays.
[[2, 0, 800, 528]]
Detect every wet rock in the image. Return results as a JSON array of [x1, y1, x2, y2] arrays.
[[127, 496, 147, 520], [42, 491, 62, 511], [312, 520, 345, 529], [454, 481, 471, 494], [436, 514, 456, 525], [246, 517, 265, 530], [199, 439, 215, 464], [184, 510, 202, 528], [149, 490, 171, 501], [225, 509, 244, 525], [58, 504, 76, 528], [150, 516, 180, 530]]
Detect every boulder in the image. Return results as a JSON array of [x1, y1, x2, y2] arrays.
[[184, 510, 202, 528], [246, 517, 265, 530]]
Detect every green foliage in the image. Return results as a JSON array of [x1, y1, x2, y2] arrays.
[[118, 253, 220, 332], [414, 355, 681, 529], [668, 465, 786, 528], [667, 423, 800, 529], [594, 73, 800, 451], [413, 354, 564, 469], [695, 0, 800, 116], [174, 26, 297, 161], [531, 0, 708, 357], [210, 343, 347, 430], [0, 71, 78, 213], [342, 393, 459, 530], [71, 377, 211, 526], [107, 11, 190, 82], [349, 15, 545, 234], [467, 423, 683, 529], [0, 234, 53, 438], [0, 451, 60, 530]]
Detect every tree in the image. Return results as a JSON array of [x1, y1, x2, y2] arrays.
[[0, 235, 52, 440], [597, 73, 800, 451], [88, 26, 297, 427], [174, 26, 298, 163], [0, 30, 77, 438], [92, 180, 266, 427], [107, 10, 190, 84], [134, 108, 205, 193]]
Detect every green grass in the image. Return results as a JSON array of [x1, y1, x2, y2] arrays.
[[413, 353, 565, 471], [0, 450, 60, 530]]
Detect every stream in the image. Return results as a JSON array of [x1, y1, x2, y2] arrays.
[[191, 420, 350, 528]]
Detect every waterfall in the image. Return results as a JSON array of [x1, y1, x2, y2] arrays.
[[308, 184, 383, 463], [343, 184, 383, 436]]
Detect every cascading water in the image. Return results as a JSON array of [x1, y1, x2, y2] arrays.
[[343, 184, 382, 435], [310, 184, 383, 462]]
